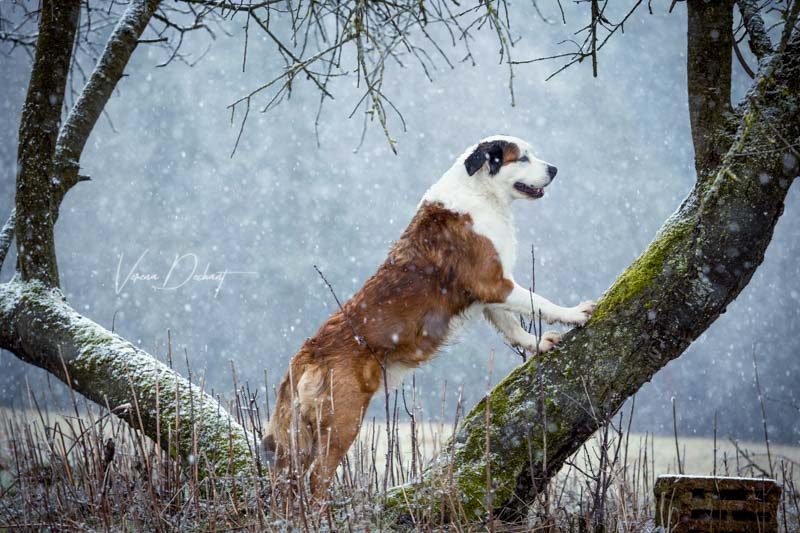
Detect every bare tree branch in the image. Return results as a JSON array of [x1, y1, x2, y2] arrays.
[[178, 0, 283, 13], [221, 0, 524, 153], [779, 0, 800, 53], [53, 0, 163, 213], [733, 35, 756, 78], [0, 2, 40, 54], [736, 0, 773, 59], [511, 1, 644, 81], [0, 280, 257, 478]]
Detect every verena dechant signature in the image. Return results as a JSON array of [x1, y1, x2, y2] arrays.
[[115, 250, 257, 297]]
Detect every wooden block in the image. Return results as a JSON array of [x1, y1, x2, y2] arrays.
[[654, 475, 782, 533]]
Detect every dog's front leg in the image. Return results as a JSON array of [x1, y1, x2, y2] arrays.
[[483, 308, 563, 353], [494, 283, 595, 326]]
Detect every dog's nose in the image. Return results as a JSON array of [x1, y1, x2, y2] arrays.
[[546, 165, 558, 180]]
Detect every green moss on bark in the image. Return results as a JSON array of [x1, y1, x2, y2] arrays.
[[590, 219, 693, 323], [9, 281, 258, 480]]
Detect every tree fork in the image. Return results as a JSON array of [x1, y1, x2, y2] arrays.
[[2, 0, 259, 479], [385, 6, 799, 523]]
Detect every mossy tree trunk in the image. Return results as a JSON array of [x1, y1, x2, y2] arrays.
[[386, 1, 800, 522], [0, 0, 258, 478]]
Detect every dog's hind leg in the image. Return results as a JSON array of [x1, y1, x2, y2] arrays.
[[264, 360, 322, 475], [308, 388, 372, 501], [308, 359, 380, 501]]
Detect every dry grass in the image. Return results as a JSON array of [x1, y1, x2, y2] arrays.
[[357, 421, 800, 481], [0, 388, 797, 532]]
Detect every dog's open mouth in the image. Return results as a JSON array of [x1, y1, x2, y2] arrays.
[[513, 182, 545, 198]]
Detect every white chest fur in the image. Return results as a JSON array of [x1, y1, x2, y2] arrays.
[[469, 207, 517, 279], [380, 362, 416, 390]]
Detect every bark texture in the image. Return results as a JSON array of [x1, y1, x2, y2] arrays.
[[385, 5, 799, 523], [15, 0, 80, 286], [0, 280, 257, 477], [0, 209, 15, 271], [736, 0, 774, 60], [687, 0, 733, 173]]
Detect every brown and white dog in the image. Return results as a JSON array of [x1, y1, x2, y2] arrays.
[[263, 135, 595, 498]]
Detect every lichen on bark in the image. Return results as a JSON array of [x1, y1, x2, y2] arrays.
[[591, 218, 694, 323], [384, 22, 800, 525], [1, 279, 258, 479]]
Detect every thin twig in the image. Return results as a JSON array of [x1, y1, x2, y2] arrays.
[[752, 345, 774, 477]]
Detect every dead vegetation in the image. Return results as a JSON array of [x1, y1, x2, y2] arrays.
[[0, 350, 797, 532]]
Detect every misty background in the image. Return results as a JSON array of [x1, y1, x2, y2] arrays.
[[0, 3, 797, 444]]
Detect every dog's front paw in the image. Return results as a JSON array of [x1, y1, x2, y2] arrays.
[[537, 331, 562, 353], [516, 331, 562, 354], [562, 300, 595, 327]]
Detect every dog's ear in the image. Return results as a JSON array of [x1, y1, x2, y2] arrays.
[[464, 140, 508, 176], [464, 146, 488, 176]]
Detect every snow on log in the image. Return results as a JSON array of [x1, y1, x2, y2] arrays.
[[0, 280, 258, 479]]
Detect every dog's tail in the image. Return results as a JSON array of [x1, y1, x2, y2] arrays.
[[262, 359, 325, 470]]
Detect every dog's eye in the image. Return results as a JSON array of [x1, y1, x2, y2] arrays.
[[517, 155, 530, 163]]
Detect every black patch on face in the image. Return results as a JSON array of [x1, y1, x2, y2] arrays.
[[464, 140, 509, 176]]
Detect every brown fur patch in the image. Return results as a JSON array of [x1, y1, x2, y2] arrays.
[[266, 201, 514, 498], [500, 141, 521, 165]]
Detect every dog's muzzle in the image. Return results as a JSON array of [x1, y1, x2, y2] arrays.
[[513, 182, 545, 198]]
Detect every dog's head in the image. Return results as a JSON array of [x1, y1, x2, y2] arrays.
[[460, 135, 557, 201]]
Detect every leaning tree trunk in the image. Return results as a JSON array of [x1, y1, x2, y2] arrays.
[[0, 281, 257, 478], [385, 1, 800, 522], [0, 0, 257, 479]]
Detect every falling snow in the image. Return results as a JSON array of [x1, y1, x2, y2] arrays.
[[0, 3, 797, 446]]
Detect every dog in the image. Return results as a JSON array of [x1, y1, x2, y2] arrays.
[[263, 135, 595, 499]]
